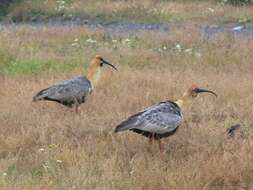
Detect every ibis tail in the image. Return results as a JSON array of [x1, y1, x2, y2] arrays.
[[114, 112, 143, 133]]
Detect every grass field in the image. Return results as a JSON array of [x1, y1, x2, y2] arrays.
[[1, 0, 253, 24], [0, 24, 253, 190]]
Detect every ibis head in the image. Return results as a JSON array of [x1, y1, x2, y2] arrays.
[[93, 55, 118, 71], [187, 85, 217, 98], [175, 85, 217, 108], [87, 55, 117, 85]]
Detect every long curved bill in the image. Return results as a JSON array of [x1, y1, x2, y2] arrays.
[[196, 88, 217, 97], [102, 59, 118, 71]]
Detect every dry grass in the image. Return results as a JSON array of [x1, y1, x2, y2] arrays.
[[0, 26, 253, 189], [4, 0, 253, 23], [1, 67, 253, 190]]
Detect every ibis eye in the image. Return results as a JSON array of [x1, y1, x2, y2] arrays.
[[100, 62, 103, 66]]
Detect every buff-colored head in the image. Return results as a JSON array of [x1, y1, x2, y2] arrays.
[[186, 85, 217, 98], [89, 55, 118, 71], [87, 55, 117, 85], [176, 85, 217, 107]]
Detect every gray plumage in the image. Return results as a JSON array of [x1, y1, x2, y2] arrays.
[[33, 76, 92, 108], [115, 101, 182, 139]]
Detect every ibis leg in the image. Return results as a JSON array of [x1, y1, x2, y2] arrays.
[[148, 133, 152, 144], [151, 133, 155, 144], [158, 138, 163, 152], [72, 97, 79, 114], [148, 137, 152, 144], [75, 105, 79, 113], [149, 133, 153, 144]]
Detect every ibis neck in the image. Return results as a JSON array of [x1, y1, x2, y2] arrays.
[[86, 67, 102, 86], [175, 94, 192, 108]]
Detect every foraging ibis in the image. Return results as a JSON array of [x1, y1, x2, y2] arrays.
[[33, 55, 118, 112], [114, 85, 217, 151]]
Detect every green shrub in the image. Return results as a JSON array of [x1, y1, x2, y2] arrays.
[[221, 0, 253, 5]]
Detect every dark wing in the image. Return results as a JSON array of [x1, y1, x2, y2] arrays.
[[115, 101, 182, 135], [33, 76, 92, 107], [226, 124, 241, 138]]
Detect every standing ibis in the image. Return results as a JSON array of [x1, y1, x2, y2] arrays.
[[33, 55, 118, 112], [114, 85, 217, 151]]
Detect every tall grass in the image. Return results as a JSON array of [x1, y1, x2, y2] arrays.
[[0, 25, 253, 189], [1, 25, 253, 74], [0, 67, 253, 189]]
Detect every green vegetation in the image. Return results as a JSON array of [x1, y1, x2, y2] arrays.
[[1, 59, 66, 74], [222, 0, 253, 5], [0, 24, 252, 75]]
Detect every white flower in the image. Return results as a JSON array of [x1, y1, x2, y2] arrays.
[[38, 148, 45, 153], [233, 26, 244, 31], [185, 48, 193, 54], [175, 44, 181, 51], [3, 172, 7, 176], [123, 38, 131, 44], [71, 43, 79, 46], [208, 8, 215, 13], [55, 0, 66, 11], [163, 46, 167, 50], [157, 48, 162, 52], [86, 38, 97, 44], [195, 52, 202, 57], [112, 39, 117, 43], [56, 160, 63, 163]]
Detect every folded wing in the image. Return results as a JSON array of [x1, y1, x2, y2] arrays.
[[115, 101, 182, 138], [33, 76, 92, 107]]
